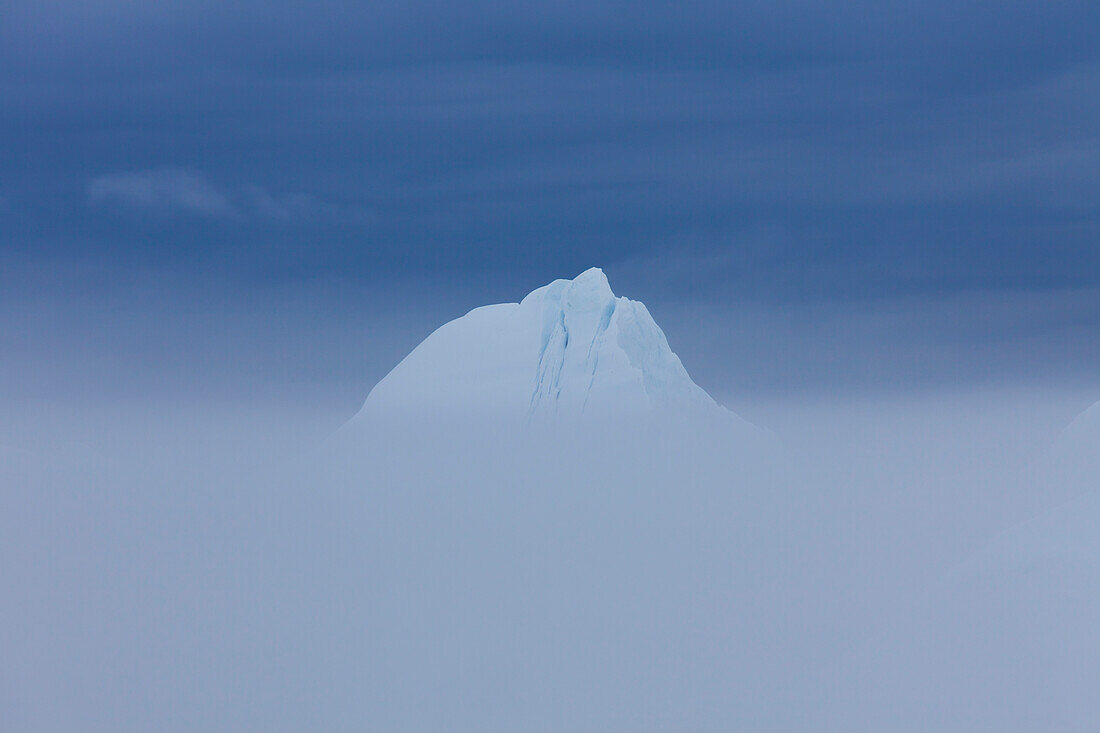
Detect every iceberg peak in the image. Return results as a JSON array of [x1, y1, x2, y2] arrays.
[[520, 266, 613, 312], [350, 267, 741, 427], [565, 267, 614, 312]]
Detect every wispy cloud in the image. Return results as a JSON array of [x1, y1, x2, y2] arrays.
[[87, 169, 371, 224], [88, 169, 238, 219]]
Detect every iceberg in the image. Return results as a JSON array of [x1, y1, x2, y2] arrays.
[[346, 267, 750, 431]]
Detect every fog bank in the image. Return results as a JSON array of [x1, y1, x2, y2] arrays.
[[3, 386, 1097, 731]]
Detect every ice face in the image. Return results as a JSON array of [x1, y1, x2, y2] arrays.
[[348, 267, 741, 429], [563, 267, 614, 312]]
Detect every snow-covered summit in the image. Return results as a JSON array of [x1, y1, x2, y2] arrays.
[[348, 267, 740, 428]]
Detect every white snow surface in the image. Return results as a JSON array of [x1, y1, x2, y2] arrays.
[[349, 267, 740, 427]]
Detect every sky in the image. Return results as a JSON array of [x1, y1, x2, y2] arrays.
[[1, 0, 1099, 431]]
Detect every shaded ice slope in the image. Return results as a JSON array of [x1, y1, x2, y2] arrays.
[[348, 268, 744, 428], [1043, 399, 1100, 499], [1054, 400, 1100, 463], [819, 487, 1100, 731]]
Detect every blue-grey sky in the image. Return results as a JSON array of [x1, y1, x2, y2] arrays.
[[1, 0, 1098, 424]]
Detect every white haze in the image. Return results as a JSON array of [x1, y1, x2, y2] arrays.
[[2, 384, 1097, 731]]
